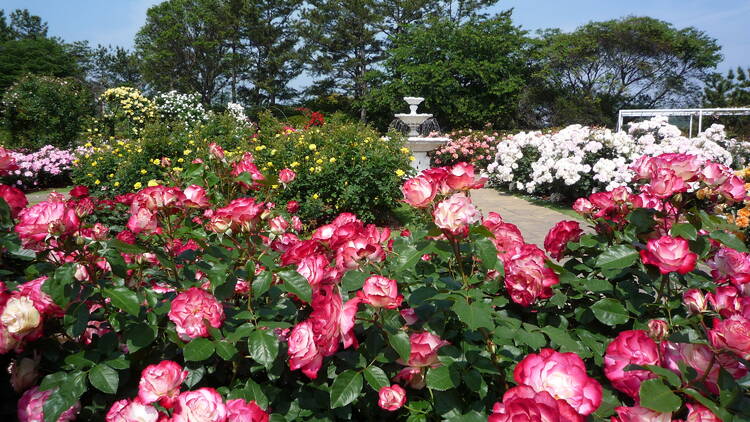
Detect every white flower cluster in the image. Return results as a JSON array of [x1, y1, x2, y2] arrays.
[[227, 102, 250, 125], [153, 91, 207, 127], [486, 116, 750, 199]]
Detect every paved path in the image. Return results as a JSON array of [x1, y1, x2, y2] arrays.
[[470, 189, 572, 247]]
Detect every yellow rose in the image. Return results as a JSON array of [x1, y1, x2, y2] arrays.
[[134, 182, 142, 189]]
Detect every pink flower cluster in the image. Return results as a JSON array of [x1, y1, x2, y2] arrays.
[[106, 360, 268, 421], [6, 145, 83, 189], [126, 184, 209, 234], [430, 130, 501, 167], [489, 348, 602, 420]]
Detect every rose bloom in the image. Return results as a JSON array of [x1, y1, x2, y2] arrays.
[[483, 212, 525, 259], [489, 385, 581, 422], [17, 276, 64, 317], [15, 201, 80, 250], [1, 296, 41, 335], [69, 185, 90, 199], [611, 405, 671, 422], [9, 356, 40, 393], [647, 168, 688, 198], [446, 162, 485, 190], [640, 235, 697, 275], [210, 198, 265, 232], [378, 384, 406, 411], [683, 289, 707, 314], [544, 220, 583, 260], [138, 360, 188, 408], [404, 331, 449, 367], [0, 146, 18, 175], [662, 342, 746, 395], [357, 275, 403, 309], [504, 245, 559, 307], [718, 175, 747, 202], [709, 314, 750, 360], [184, 185, 209, 208], [209, 142, 225, 160], [130, 185, 186, 212], [394, 367, 426, 389], [172, 388, 228, 422], [286, 200, 300, 214], [0, 184, 28, 218], [401, 175, 436, 208], [287, 320, 323, 379], [647, 319, 669, 341], [168, 288, 225, 341], [707, 247, 750, 286], [127, 207, 159, 234], [226, 398, 269, 422], [604, 330, 659, 399], [707, 285, 744, 318], [278, 168, 296, 184], [700, 162, 730, 186], [18, 386, 79, 422], [572, 198, 594, 215], [686, 403, 722, 422], [433, 192, 481, 237], [106, 399, 160, 422], [296, 254, 330, 288], [513, 348, 602, 415]]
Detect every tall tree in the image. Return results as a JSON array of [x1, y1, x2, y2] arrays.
[[435, 0, 497, 22], [87, 45, 144, 92], [301, 0, 384, 121], [135, 0, 233, 103], [0, 37, 80, 93], [536, 16, 722, 126], [8, 8, 48, 39], [704, 66, 750, 107]]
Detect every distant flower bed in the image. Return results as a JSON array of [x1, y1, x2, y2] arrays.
[[1, 145, 83, 190], [428, 129, 503, 168]]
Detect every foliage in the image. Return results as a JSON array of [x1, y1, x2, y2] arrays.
[[533, 16, 722, 127], [152, 90, 208, 128], [90, 87, 156, 139], [703, 66, 750, 139], [365, 12, 533, 130], [428, 129, 503, 168], [1, 145, 83, 190], [1, 74, 93, 149]]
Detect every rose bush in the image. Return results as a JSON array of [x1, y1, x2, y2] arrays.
[[0, 147, 748, 420]]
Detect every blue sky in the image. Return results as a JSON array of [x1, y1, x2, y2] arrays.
[[3, 0, 749, 74]]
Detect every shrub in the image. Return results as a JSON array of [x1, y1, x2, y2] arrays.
[[152, 90, 207, 128], [89, 86, 157, 139], [428, 129, 503, 168], [0, 155, 747, 420], [2, 145, 83, 190], [1, 74, 93, 149]]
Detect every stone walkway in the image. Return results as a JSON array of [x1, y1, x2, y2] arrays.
[[470, 189, 573, 247]]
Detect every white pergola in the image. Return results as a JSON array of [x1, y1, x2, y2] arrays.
[[617, 107, 750, 136]]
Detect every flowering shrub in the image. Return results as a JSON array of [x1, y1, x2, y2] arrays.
[[152, 91, 207, 127], [89, 87, 157, 138], [486, 116, 750, 203], [429, 129, 503, 168], [2, 146, 84, 190], [2, 144, 750, 420]]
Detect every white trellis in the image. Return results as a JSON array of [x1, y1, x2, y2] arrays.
[[617, 108, 750, 136]]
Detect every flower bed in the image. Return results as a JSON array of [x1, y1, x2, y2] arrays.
[[428, 129, 503, 168], [1, 145, 83, 190], [486, 116, 750, 203], [0, 144, 748, 420]]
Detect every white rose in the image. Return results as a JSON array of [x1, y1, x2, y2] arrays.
[[1, 296, 41, 335]]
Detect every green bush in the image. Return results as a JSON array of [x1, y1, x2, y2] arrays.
[[250, 115, 413, 225], [1, 74, 93, 149]]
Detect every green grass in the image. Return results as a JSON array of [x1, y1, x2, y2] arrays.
[[25, 186, 72, 206]]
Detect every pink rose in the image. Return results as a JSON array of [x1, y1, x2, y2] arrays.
[[446, 162, 485, 190], [209, 143, 225, 160], [268, 216, 289, 235], [483, 212, 525, 259], [718, 175, 746, 202], [18, 276, 63, 317], [544, 220, 583, 260], [662, 342, 746, 395], [357, 275, 403, 309], [393, 367, 426, 389], [631, 156, 658, 180], [686, 403, 722, 422], [288, 320, 323, 379], [707, 285, 745, 318], [404, 332, 449, 367], [433, 193, 481, 237], [572, 198, 594, 215], [604, 330, 659, 399], [700, 162, 730, 186], [0, 147, 18, 175], [0, 184, 28, 218], [640, 235, 697, 275], [296, 254, 330, 288], [210, 198, 265, 232], [106, 399, 160, 422], [611, 405, 671, 422], [504, 244, 559, 306], [231, 153, 265, 190], [18, 386, 79, 422], [168, 288, 225, 341], [130, 186, 186, 212], [489, 385, 581, 422], [647, 319, 669, 341], [278, 168, 296, 184], [378, 385, 406, 411], [683, 289, 707, 314], [172, 388, 228, 422], [709, 314, 750, 360], [138, 360, 188, 408], [708, 247, 750, 286], [658, 153, 703, 181], [127, 207, 159, 234], [647, 168, 688, 198], [401, 175, 436, 208], [15, 201, 80, 250], [226, 398, 269, 422], [184, 185, 209, 208], [513, 348, 602, 415]]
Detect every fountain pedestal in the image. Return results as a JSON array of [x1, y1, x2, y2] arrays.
[[394, 97, 449, 172]]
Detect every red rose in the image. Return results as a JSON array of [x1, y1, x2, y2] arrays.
[[513, 348, 602, 415], [378, 385, 406, 411], [544, 220, 583, 260], [483, 212, 525, 259], [640, 235, 697, 275], [69, 185, 90, 199], [0, 185, 27, 218], [604, 330, 659, 399], [286, 200, 300, 214], [357, 275, 403, 309], [226, 398, 269, 422], [168, 288, 225, 341]]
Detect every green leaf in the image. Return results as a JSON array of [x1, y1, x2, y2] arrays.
[[475, 238, 498, 270], [248, 330, 279, 367], [426, 365, 459, 391], [88, 364, 119, 394], [388, 331, 411, 362], [278, 269, 312, 303], [110, 238, 146, 254], [42, 388, 80, 422], [591, 298, 630, 326], [394, 242, 421, 272], [330, 370, 363, 408], [102, 287, 140, 316], [670, 223, 697, 241], [452, 300, 494, 330], [639, 378, 682, 412], [215, 340, 238, 360], [595, 245, 639, 270], [710, 230, 748, 252], [364, 366, 390, 391], [183, 338, 215, 361], [104, 249, 127, 279], [629, 364, 682, 387], [251, 271, 272, 297], [124, 323, 156, 352], [341, 270, 369, 292], [542, 326, 587, 356]]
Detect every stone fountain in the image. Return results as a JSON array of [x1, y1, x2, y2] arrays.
[[394, 97, 449, 172]]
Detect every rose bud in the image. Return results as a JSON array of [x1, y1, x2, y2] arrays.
[[8, 356, 40, 393], [647, 319, 669, 342], [278, 169, 296, 185], [378, 385, 406, 411], [357, 276, 403, 309], [208, 142, 225, 160], [683, 289, 707, 314], [393, 367, 425, 389], [286, 201, 300, 214]]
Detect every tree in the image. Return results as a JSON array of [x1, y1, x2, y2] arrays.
[[536, 16, 722, 127], [364, 12, 533, 130], [8, 8, 48, 39], [301, 0, 384, 121], [87, 45, 143, 92], [704, 66, 750, 107], [0, 37, 80, 93], [135, 0, 233, 104]]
